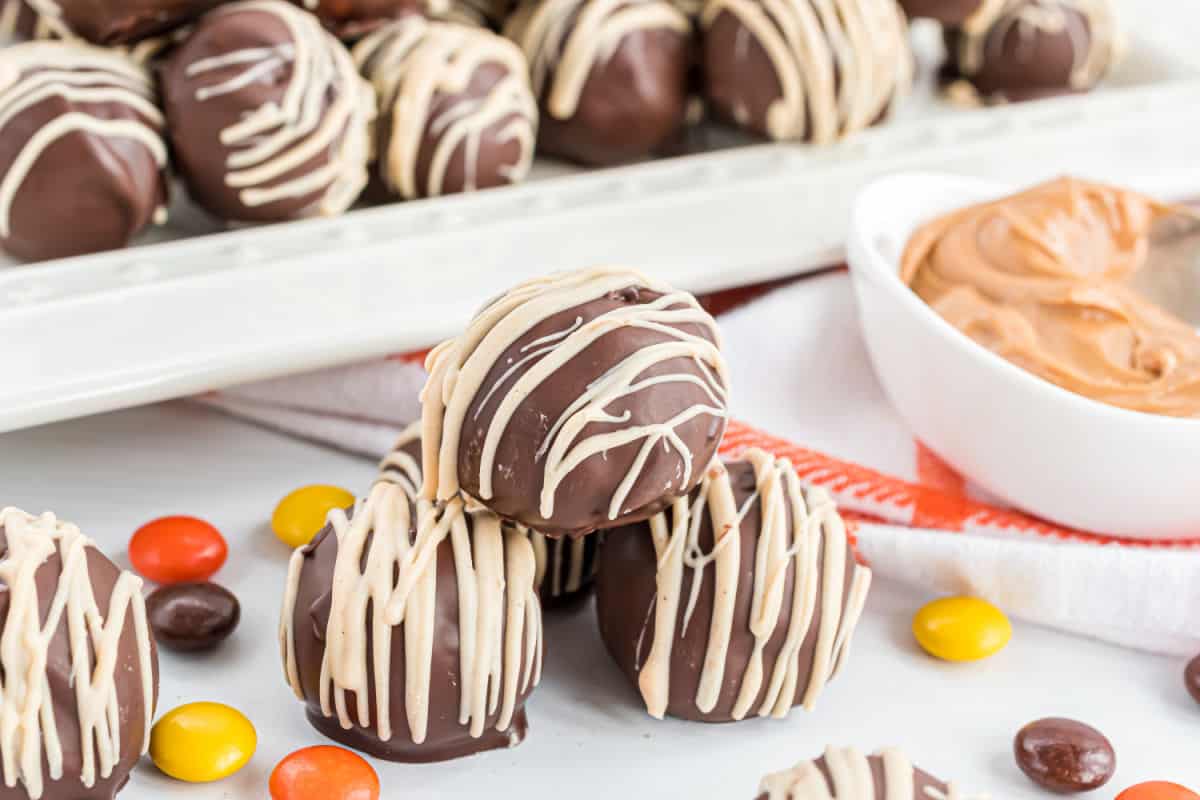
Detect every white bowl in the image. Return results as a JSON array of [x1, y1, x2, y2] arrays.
[[846, 173, 1200, 540]]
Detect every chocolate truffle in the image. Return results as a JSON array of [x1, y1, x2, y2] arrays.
[[701, 0, 912, 143], [352, 17, 537, 199], [421, 266, 730, 538], [292, 0, 445, 39], [0, 508, 158, 800], [942, 0, 1121, 103], [162, 0, 374, 224], [22, 0, 220, 44], [382, 423, 600, 604], [280, 461, 544, 762], [0, 42, 168, 262], [505, 0, 691, 166], [596, 451, 871, 722], [757, 746, 964, 799]]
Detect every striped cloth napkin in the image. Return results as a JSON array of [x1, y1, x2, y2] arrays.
[[199, 271, 1200, 656]]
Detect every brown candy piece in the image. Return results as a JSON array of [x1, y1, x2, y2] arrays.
[[1014, 717, 1115, 793], [147, 582, 240, 652], [1186, 655, 1200, 705]]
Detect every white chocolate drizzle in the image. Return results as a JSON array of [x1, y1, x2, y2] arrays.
[[383, 422, 597, 599], [957, 0, 1120, 92], [280, 443, 543, 745], [0, 508, 154, 800], [183, 0, 374, 216], [0, 42, 167, 238], [505, 0, 690, 121], [699, 0, 912, 143], [421, 266, 729, 526], [637, 450, 871, 720], [758, 746, 974, 800], [352, 17, 537, 199]]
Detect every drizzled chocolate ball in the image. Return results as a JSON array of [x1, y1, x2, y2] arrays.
[[942, 0, 1121, 102], [421, 267, 730, 538], [0, 508, 158, 800], [756, 746, 962, 799], [22, 0, 220, 44], [352, 17, 537, 199], [0, 42, 168, 261], [162, 0, 374, 223], [505, 0, 691, 166], [281, 454, 544, 763], [596, 451, 871, 722], [702, 0, 912, 143]]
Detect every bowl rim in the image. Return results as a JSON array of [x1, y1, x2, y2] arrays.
[[847, 171, 1200, 432]]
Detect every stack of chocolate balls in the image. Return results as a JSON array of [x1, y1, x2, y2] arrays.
[[278, 265, 874, 764]]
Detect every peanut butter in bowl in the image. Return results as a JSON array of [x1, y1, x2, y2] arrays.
[[900, 177, 1200, 418]]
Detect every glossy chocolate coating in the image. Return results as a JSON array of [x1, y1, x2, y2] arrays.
[[755, 751, 950, 799], [942, 2, 1102, 101], [147, 581, 240, 652], [536, 26, 689, 166], [595, 461, 856, 722], [286, 511, 538, 762], [295, 0, 431, 39], [25, 0, 220, 44], [0, 43, 168, 262], [0, 524, 159, 800], [1014, 718, 1116, 793], [161, 1, 370, 223], [1187, 655, 1200, 706], [457, 286, 725, 538], [898, 0, 981, 24]]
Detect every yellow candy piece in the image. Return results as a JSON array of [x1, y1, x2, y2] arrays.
[[272, 485, 354, 548], [912, 596, 1012, 662], [150, 702, 257, 783]]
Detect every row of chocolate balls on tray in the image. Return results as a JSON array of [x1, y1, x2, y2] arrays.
[[0, 0, 1121, 263], [0, 267, 977, 800]]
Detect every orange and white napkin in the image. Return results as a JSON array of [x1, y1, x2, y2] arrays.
[[199, 272, 1200, 656]]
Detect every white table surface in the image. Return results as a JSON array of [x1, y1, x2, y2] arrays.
[[1, 402, 1196, 799]]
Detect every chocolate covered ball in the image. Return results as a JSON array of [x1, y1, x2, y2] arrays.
[[942, 0, 1121, 103], [757, 746, 963, 799], [162, 0, 374, 223], [293, 0, 445, 39], [383, 423, 600, 604], [352, 17, 536, 199], [0, 42, 168, 262], [281, 461, 544, 762], [23, 0, 219, 44], [596, 451, 872, 722], [898, 0, 981, 24], [702, 0, 912, 143], [421, 267, 730, 538], [505, 0, 691, 166], [0, 508, 158, 800]]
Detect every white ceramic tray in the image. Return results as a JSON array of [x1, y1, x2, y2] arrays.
[[4, 4, 1200, 434]]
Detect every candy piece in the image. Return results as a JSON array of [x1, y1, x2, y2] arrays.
[[272, 485, 355, 548], [1186, 655, 1200, 705], [1116, 783, 1200, 800], [147, 582, 241, 652], [269, 745, 381, 800], [150, 701, 256, 783], [129, 515, 227, 584], [911, 596, 1011, 662], [1014, 717, 1115, 793]]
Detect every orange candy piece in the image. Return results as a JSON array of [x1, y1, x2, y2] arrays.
[[1117, 783, 1200, 800], [129, 516, 228, 584], [269, 746, 380, 800]]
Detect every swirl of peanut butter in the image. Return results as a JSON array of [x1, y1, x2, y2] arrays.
[[900, 177, 1200, 418]]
